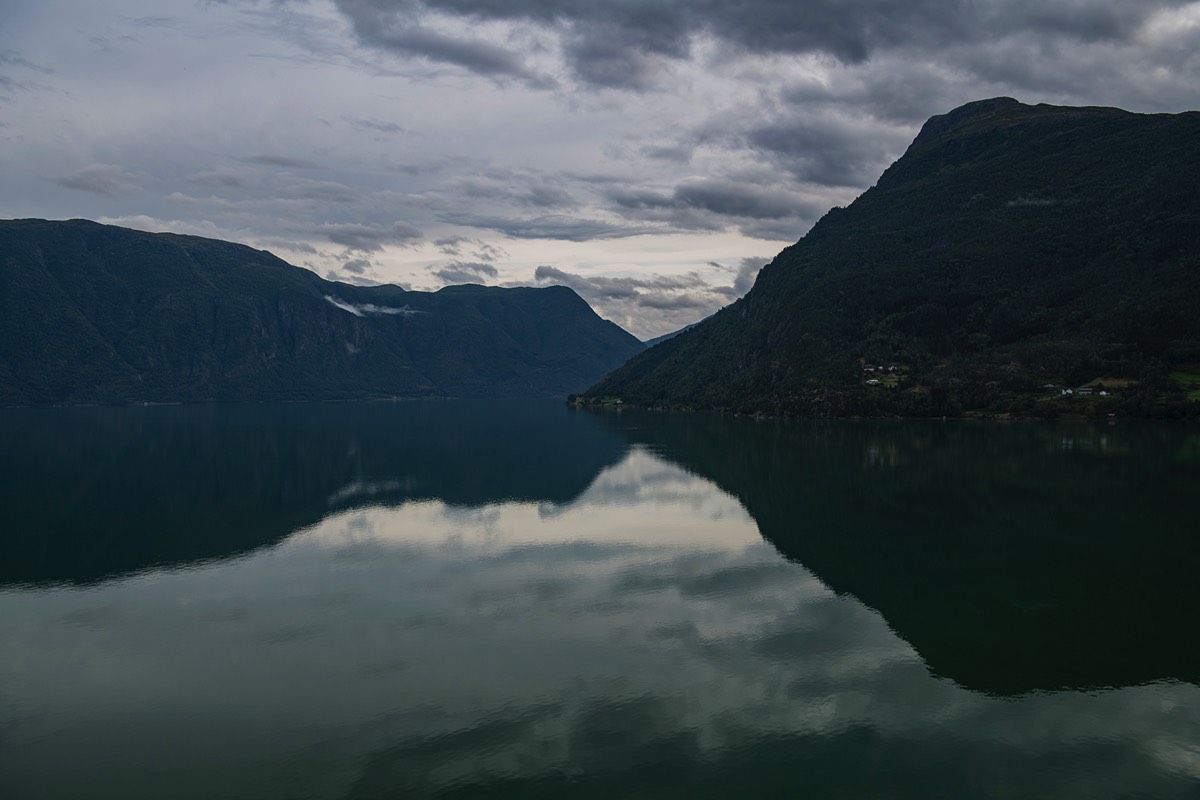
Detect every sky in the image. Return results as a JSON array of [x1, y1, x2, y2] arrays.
[[2, 1, 1198, 338]]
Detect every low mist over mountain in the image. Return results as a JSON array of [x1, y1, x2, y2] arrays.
[[581, 98, 1200, 417], [0, 219, 643, 405]]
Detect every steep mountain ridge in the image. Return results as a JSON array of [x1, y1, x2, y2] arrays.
[[0, 219, 643, 404], [582, 98, 1200, 417]]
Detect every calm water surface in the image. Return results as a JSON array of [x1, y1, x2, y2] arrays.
[[1, 401, 1198, 798]]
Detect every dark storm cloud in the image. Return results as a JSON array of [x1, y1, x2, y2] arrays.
[[332, 0, 554, 88], [779, 61, 969, 124], [559, 7, 690, 90], [673, 179, 821, 219], [521, 185, 576, 209], [563, 37, 660, 91], [411, 0, 914, 66], [432, 260, 499, 284], [342, 257, 372, 274], [607, 188, 674, 212], [744, 115, 904, 187], [316, 220, 423, 251], [332, 0, 1188, 92], [945, 31, 1200, 108], [605, 179, 827, 238], [434, 235, 468, 255], [736, 218, 808, 242], [376, 26, 551, 87], [979, 0, 1155, 42]]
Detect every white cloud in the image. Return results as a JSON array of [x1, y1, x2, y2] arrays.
[[323, 294, 424, 316]]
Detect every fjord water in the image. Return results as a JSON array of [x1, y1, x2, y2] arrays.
[[1, 403, 1198, 799]]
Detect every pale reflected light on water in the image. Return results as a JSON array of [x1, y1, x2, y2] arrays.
[[1, 403, 1198, 799]]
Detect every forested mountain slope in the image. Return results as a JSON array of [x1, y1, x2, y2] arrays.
[[0, 219, 643, 404], [582, 98, 1200, 417]]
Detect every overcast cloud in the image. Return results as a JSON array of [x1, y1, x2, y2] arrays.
[[2, 0, 1198, 337]]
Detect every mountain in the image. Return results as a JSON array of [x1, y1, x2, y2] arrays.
[[581, 98, 1200, 417], [0, 219, 643, 405], [642, 318, 705, 348]]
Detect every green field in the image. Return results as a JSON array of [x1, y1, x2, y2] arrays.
[[1170, 371, 1200, 401]]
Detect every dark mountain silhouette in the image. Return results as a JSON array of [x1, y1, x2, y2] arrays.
[[582, 98, 1200, 417], [0, 218, 643, 404]]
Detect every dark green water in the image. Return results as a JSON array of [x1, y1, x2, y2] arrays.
[[1, 401, 1198, 798]]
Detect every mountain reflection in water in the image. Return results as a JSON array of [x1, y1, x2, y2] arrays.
[[1, 401, 1198, 799], [584, 410, 1200, 695], [0, 400, 627, 585]]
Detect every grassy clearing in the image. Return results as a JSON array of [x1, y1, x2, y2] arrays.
[[1170, 371, 1200, 401]]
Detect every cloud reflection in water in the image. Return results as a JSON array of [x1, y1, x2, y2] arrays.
[[1, 447, 1198, 799]]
